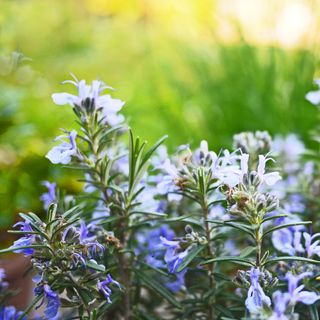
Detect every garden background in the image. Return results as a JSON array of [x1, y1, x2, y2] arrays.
[[0, 0, 319, 229]]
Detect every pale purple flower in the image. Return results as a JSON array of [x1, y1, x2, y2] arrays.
[[157, 159, 182, 201], [272, 134, 305, 174], [306, 79, 320, 105], [52, 76, 125, 125], [270, 272, 320, 319], [0, 268, 8, 292], [285, 272, 320, 305], [245, 268, 271, 314], [236, 154, 281, 187], [46, 130, 77, 164], [270, 291, 290, 320], [40, 181, 57, 209], [303, 232, 320, 258], [194, 140, 218, 165], [151, 145, 168, 168], [0, 268, 6, 282], [272, 229, 304, 256], [272, 227, 320, 258], [257, 155, 281, 186]]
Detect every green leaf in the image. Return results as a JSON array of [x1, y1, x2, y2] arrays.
[[76, 288, 96, 306], [309, 304, 319, 320], [47, 203, 58, 224], [134, 269, 181, 309], [140, 135, 168, 170], [213, 304, 235, 318], [140, 262, 169, 276], [17, 293, 43, 320], [25, 211, 43, 224], [263, 256, 320, 266], [166, 214, 195, 222], [86, 260, 106, 272], [240, 246, 256, 258], [176, 244, 206, 272], [0, 244, 54, 254], [129, 211, 167, 217], [62, 205, 82, 219], [261, 213, 288, 224], [262, 221, 312, 239], [207, 220, 255, 238], [200, 256, 255, 267]]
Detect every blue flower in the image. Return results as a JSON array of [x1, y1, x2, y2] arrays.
[[78, 220, 105, 257], [165, 269, 187, 293], [245, 268, 271, 314], [136, 226, 187, 292], [0, 306, 26, 320], [34, 284, 61, 319], [0, 268, 8, 292], [40, 181, 57, 209], [11, 221, 36, 256], [160, 236, 189, 274], [46, 130, 77, 164], [97, 274, 121, 303]]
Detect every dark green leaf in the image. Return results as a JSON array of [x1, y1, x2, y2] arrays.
[[200, 256, 254, 267], [176, 244, 206, 272], [17, 294, 43, 320], [134, 269, 181, 309], [262, 221, 312, 239], [86, 260, 106, 272], [263, 256, 320, 266]]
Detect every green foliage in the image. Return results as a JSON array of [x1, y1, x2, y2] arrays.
[[0, 1, 319, 230]]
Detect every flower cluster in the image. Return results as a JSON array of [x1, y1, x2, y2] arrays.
[[2, 76, 320, 320], [0, 268, 26, 320], [8, 205, 120, 319]]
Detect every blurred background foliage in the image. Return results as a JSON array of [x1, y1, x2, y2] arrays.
[[0, 0, 319, 228]]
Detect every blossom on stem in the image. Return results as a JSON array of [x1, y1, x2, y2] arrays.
[[34, 284, 61, 319], [285, 272, 320, 305], [270, 272, 320, 319], [306, 79, 320, 105], [11, 221, 36, 256], [40, 181, 57, 209], [245, 268, 271, 314], [97, 274, 121, 303], [46, 130, 77, 164], [272, 227, 320, 258], [0, 306, 26, 320], [160, 236, 189, 274], [52, 76, 125, 125], [257, 155, 282, 186]]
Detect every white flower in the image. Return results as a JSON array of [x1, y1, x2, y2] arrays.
[[257, 155, 281, 186], [306, 79, 320, 105], [52, 75, 125, 125], [46, 130, 77, 164]]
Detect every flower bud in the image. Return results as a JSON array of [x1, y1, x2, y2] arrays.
[[185, 225, 193, 234], [249, 171, 261, 187], [265, 194, 279, 212]]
